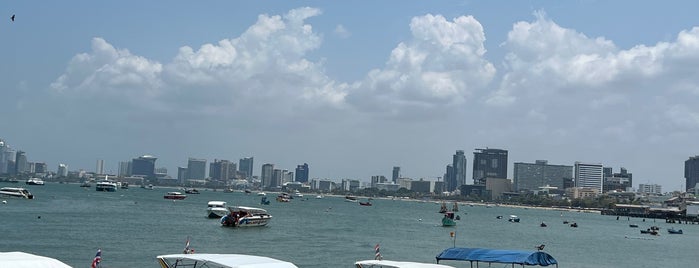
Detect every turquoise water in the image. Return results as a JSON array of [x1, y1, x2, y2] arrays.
[[1, 182, 697, 267]]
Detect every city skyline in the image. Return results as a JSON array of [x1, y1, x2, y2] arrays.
[[3, 2, 699, 192], [0, 136, 687, 193]]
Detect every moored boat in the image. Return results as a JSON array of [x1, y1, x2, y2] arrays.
[[345, 195, 358, 202], [435, 247, 558, 267], [25, 178, 45, 185], [359, 200, 373, 206], [0, 252, 71, 268], [442, 211, 456, 227], [667, 228, 683, 234], [207, 201, 228, 218], [220, 206, 272, 227], [156, 253, 298, 268], [508, 215, 520, 223], [184, 188, 200, 194], [0, 187, 34, 199], [164, 192, 187, 200]]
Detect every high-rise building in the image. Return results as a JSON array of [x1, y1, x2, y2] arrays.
[[473, 148, 508, 185], [513, 160, 573, 191], [57, 163, 68, 177], [638, 184, 662, 195], [603, 167, 633, 192], [261, 163, 274, 188], [131, 155, 157, 178], [239, 157, 254, 180], [0, 139, 9, 174], [392, 166, 400, 183], [272, 168, 283, 188], [686, 156, 699, 191], [445, 150, 467, 192], [177, 167, 188, 184], [15, 150, 27, 175], [118, 161, 131, 177], [575, 162, 604, 192], [187, 158, 207, 180], [295, 163, 309, 183], [210, 159, 236, 181], [96, 159, 104, 175], [34, 162, 47, 174]]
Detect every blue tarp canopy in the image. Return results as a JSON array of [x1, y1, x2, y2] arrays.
[[435, 248, 558, 266]]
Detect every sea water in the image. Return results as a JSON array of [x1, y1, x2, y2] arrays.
[[1, 182, 696, 267]]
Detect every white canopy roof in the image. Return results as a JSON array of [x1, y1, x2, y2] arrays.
[[0, 252, 72, 268], [157, 254, 298, 268], [355, 260, 455, 268]]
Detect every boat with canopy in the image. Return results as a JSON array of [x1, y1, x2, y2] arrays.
[[157, 253, 298, 268], [355, 259, 456, 268], [0, 252, 72, 268], [435, 247, 558, 267]]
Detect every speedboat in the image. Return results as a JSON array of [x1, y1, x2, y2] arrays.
[[345, 195, 358, 202], [0, 252, 72, 268], [95, 180, 118, 192], [25, 178, 45, 185], [355, 260, 456, 268], [667, 228, 683, 234], [293, 190, 304, 198], [184, 188, 200, 194], [0, 187, 34, 199], [156, 253, 298, 268], [164, 192, 187, 200], [508, 215, 520, 223], [257, 192, 266, 196], [220, 206, 272, 227], [207, 201, 228, 218]]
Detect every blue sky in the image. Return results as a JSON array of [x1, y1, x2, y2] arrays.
[[2, 1, 699, 191]]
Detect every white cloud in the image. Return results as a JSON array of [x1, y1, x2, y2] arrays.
[[347, 14, 495, 117], [334, 24, 351, 39]]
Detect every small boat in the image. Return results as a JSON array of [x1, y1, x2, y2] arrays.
[[96, 180, 118, 192], [359, 201, 372, 206], [629, 224, 638, 228], [0, 187, 34, 199], [442, 211, 456, 227], [244, 189, 252, 194], [452, 202, 459, 212], [206, 201, 228, 218], [25, 178, 45, 185], [355, 260, 456, 268], [164, 192, 187, 200], [220, 206, 273, 227], [257, 192, 266, 196], [260, 196, 270, 205], [540, 222, 547, 227], [184, 188, 200, 194], [156, 253, 298, 268], [667, 228, 683, 234], [276, 193, 291, 202], [640, 229, 659, 235], [120, 182, 129, 189], [345, 195, 358, 202], [79, 181, 92, 187], [315, 195, 323, 199], [496, 215, 503, 219], [293, 190, 304, 198], [439, 201, 448, 213], [570, 222, 578, 228], [508, 215, 520, 223]]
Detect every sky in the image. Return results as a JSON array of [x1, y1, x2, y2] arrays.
[[2, 1, 699, 192]]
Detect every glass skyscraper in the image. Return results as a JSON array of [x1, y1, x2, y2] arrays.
[[686, 156, 699, 191], [472, 148, 508, 185]]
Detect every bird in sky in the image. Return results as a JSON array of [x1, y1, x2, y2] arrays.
[[11, 14, 15, 21]]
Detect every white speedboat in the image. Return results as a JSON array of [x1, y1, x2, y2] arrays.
[[221, 206, 273, 227], [293, 190, 304, 198], [96, 180, 118, 192], [207, 201, 228, 218], [0, 252, 71, 268], [508, 215, 520, 223], [25, 178, 45, 185], [156, 253, 298, 268], [257, 192, 266, 196], [0, 187, 34, 199], [355, 260, 456, 268]]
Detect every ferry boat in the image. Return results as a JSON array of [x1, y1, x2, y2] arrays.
[[156, 253, 298, 268], [207, 201, 228, 218], [220, 206, 272, 227], [95, 180, 118, 192], [25, 178, 45, 185], [164, 192, 187, 200], [0, 187, 34, 199]]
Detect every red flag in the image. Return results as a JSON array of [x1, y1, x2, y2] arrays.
[[91, 249, 101, 268]]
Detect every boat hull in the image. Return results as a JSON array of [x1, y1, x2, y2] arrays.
[[164, 195, 187, 200], [221, 215, 272, 227]]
